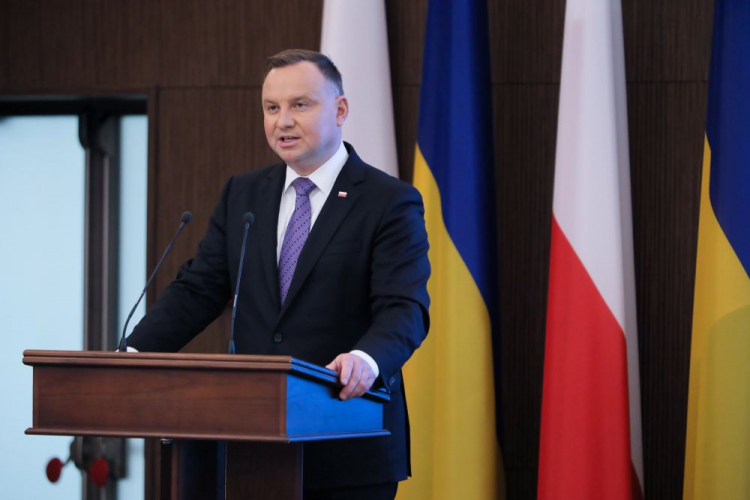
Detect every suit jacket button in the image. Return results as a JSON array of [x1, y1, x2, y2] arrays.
[[273, 333, 283, 343], [389, 376, 396, 386]]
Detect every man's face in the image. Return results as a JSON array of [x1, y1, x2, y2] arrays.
[[262, 61, 348, 175]]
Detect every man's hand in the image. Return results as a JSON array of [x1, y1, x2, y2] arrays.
[[325, 353, 377, 401]]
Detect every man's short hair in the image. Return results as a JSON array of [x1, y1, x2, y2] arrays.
[[264, 49, 344, 96]]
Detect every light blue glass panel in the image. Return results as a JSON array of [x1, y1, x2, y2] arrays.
[[117, 115, 148, 499], [0, 116, 84, 498]]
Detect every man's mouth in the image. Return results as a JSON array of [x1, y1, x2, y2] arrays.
[[279, 136, 299, 145]]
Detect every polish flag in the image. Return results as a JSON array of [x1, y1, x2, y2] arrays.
[[321, 0, 399, 177], [537, 0, 644, 499]]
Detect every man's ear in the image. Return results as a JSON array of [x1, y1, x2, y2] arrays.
[[336, 95, 349, 126]]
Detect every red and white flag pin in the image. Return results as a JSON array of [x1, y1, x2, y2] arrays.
[[338, 191, 348, 198]]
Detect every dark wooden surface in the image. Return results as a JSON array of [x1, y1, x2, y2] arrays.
[[165, 438, 305, 500], [24, 350, 389, 441], [170, 440, 223, 500], [493, 82, 559, 499], [169, 441, 301, 500], [2, 0, 716, 498], [226, 442, 303, 500], [627, 80, 708, 497]]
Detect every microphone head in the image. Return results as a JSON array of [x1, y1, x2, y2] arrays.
[[181, 211, 193, 224], [89, 457, 109, 487], [46, 458, 64, 483], [243, 212, 255, 226]]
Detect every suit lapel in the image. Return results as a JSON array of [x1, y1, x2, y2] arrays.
[[256, 165, 285, 312], [276, 153, 366, 321]]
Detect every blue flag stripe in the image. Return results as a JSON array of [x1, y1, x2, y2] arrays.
[[416, 0, 497, 316], [706, 0, 750, 276]]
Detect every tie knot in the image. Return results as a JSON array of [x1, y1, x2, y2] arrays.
[[292, 177, 316, 196]]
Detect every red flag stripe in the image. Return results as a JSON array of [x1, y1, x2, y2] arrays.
[[538, 216, 633, 499]]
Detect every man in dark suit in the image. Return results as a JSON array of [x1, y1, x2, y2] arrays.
[[126, 49, 430, 499]]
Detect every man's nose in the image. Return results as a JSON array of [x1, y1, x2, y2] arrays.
[[277, 107, 294, 128]]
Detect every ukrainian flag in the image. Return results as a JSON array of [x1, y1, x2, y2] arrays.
[[397, 0, 503, 498], [684, 1, 750, 498]]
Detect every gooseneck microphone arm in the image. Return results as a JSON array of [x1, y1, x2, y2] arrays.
[[117, 211, 193, 352], [228, 212, 255, 355]]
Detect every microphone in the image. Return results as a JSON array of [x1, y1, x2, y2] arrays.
[[117, 211, 192, 352], [228, 212, 255, 354]]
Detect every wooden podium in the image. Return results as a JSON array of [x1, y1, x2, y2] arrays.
[[23, 350, 390, 499]]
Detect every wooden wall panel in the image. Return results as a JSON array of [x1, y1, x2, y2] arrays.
[[391, 86, 420, 182], [0, 3, 7, 88], [158, 0, 323, 87], [386, 0, 426, 180], [623, 1, 711, 499], [494, 82, 558, 499], [622, 0, 714, 82], [2, 0, 89, 91], [385, 0, 427, 86], [1, 0, 159, 92], [628, 81, 707, 498], [152, 88, 271, 295], [0, 0, 322, 92], [152, 88, 280, 355], [89, 0, 161, 87], [489, 0, 565, 83]]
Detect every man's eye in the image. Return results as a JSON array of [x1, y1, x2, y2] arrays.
[[266, 105, 278, 112], [295, 102, 308, 109]]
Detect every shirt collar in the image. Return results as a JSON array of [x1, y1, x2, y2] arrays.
[[283, 142, 349, 198]]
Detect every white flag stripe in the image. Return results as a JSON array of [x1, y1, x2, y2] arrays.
[[553, 0, 644, 487], [609, 0, 644, 484], [554, 0, 628, 332], [321, 0, 399, 177]]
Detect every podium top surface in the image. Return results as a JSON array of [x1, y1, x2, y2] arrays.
[[23, 350, 389, 403], [24, 350, 391, 442]]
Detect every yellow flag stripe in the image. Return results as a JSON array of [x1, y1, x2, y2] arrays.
[[684, 137, 750, 499], [397, 146, 501, 500]]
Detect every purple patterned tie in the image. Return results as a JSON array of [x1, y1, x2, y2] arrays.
[[279, 177, 316, 304]]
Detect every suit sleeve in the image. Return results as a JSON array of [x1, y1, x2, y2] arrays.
[[126, 178, 235, 352], [352, 183, 431, 391]]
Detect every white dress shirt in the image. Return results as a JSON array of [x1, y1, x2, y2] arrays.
[[276, 141, 350, 262], [276, 142, 379, 377]]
